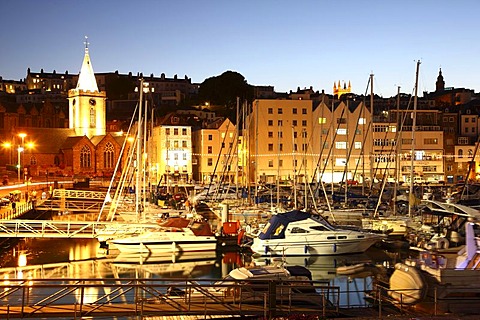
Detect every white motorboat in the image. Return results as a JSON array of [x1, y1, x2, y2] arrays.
[[107, 217, 217, 254], [388, 220, 480, 314], [167, 264, 324, 306], [250, 210, 385, 256]]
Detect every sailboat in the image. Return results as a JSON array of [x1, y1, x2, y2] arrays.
[[101, 80, 217, 255], [361, 62, 422, 238]]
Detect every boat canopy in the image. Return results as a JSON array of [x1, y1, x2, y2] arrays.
[[258, 210, 311, 240]]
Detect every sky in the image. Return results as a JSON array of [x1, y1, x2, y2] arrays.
[[1, 0, 479, 98]]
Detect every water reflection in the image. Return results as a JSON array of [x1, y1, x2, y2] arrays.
[[0, 238, 401, 308]]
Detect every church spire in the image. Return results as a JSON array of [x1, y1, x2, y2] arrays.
[[76, 36, 99, 92], [435, 67, 445, 92]]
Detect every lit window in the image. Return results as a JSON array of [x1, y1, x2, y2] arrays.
[[80, 145, 91, 168], [104, 142, 115, 168]]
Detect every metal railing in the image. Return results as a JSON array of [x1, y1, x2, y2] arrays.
[[0, 277, 341, 319]]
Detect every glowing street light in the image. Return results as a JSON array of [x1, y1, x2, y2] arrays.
[[17, 133, 27, 184]]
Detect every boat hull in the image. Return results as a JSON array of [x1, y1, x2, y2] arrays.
[[109, 232, 217, 254], [250, 237, 380, 256]]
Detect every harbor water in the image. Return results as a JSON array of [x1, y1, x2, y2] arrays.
[[0, 237, 404, 312]]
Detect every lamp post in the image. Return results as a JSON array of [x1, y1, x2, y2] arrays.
[[18, 133, 26, 184]]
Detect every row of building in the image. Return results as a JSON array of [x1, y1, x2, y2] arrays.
[[1, 46, 480, 187]]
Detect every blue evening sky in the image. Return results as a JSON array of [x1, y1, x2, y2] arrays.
[[1, 0, 479, 98]]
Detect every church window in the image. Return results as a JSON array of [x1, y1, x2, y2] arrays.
[[80, 145, 91, 168], [104, 142, 115, 169], [90, 108, 95, 127]]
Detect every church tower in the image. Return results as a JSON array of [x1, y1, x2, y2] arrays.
[[68, 38, 106, 138], [436, 68, 445, 92], [333, 80, 351, 98]]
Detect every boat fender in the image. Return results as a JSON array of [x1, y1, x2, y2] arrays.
[[436, 237, 449, 250]]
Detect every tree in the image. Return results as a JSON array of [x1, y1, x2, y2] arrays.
[[197, 71, 254, 122]]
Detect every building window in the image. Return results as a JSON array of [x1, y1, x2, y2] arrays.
[[424, 138, 438, 144], [278, 120, 283, 126], [90, 108, 95, 128], [279, 143, 283, 151], [302, 120, 307, 126], [104, 142, 115, 168], [336, 142, 347, 149], [207, 146, 212, 154], [174, 128, 178, 135], [182, 128, 187, 135], [268, 132, 273, 138], [183, 153, 187, 160], [337, 118, 347, 124], [293, 108, 297, 114], [207, 158, 213, 166], [318, 117, 326, 124], [354, 141, 362, 149], [80, 145, 91, 168], [166, 128, 170, 135], [30, 156, 37, 165], [182, 140, 187, 148], [278, 159, 283, 167], [268, 108, 273, 114], [268, 120, 273, 126], [174, 153, 178, 160], [268, 144, 274, 151], [278, 108, 283, 114], [302, 108, 307, 114], [208, 134, 213, 140], [337, 128, 347, 135], [278, 132, 283, 138], [292, 120, 297, 126], [268, 160, 273, 167], [458, 149, 463, 158]]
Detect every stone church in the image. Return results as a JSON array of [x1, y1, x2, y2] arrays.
[[3, 45, 126, 180]]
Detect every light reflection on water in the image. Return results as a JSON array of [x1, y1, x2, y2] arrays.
[[0, 238, 400, 310]]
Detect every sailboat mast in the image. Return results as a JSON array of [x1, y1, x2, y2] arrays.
[[409, 60, 421, 217], [235, 97, 239, 196], [393, 85, 401, 215], [136, 78, 144, 220], [369, 74, 374, 187], [292, 125, 297, 209]]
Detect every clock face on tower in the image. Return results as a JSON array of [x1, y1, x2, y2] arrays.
[[89, 99, 96, 106]]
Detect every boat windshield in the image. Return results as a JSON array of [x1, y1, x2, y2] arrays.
[[309, 214, 335, 230]]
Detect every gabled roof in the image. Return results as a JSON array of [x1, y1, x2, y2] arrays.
[[61, 136, 88, 150], [15, 128, 77, 154]]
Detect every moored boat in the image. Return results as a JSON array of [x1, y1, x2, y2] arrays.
[[249, 209, 385, 256], [107, 216, 217, 254]]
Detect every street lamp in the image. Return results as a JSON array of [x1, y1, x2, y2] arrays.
[[17, 146, 24, 183], [2, 142, 12, 164], [18, 133, 26, 184]]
